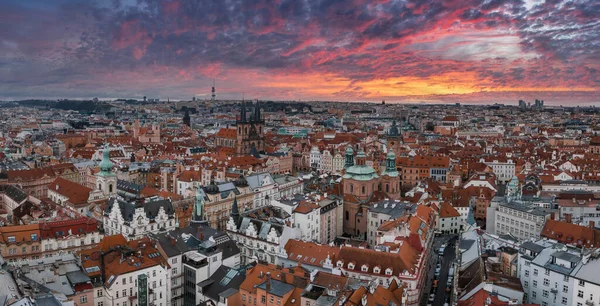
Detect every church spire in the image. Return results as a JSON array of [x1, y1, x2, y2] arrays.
[[231, 195, 240, 218], [239, 99, 246, 123], [254, 100, 261, 122]]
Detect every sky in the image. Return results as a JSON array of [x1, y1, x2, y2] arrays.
[[0, 0, 598, 105]]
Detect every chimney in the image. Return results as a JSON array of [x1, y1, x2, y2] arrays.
[[266, 272, 271, 291], [565, 214, 572, 224], [590, 221, 595, 229]]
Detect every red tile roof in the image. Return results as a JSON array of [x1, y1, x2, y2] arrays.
[[48, 177, 93, 205], [39, 217, 99, 240]]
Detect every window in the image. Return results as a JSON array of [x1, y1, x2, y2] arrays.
[[542, 290, 548, 298], [80, 296, 87, 303], [563, 285, 568, 293], [562, 297, 567, 305], [153, 270, 156, 277], [542, 302, 547, 306], [524, 281, 528, 288], [173, 268, 178, 275], [30, 234, 38, 241], [122, 289, 126, 297], [533, 280, 537, 287], [242, 294, 246, 302], [97, 290, 103, 297], [545, 269, 550, 275], [172, 257, 177, 264], [564, 275, 569, 281], [525, 270, 529, 277], [534, 269, 538, 276], [98, 303, 103, 306], [123, 278, 126, 285], [345, 211, 349, 221], [579, 280, 585, 286], [532, 292, 537, 299], [261, 296, 266, 303], [578, 290, 584, 298], [543, 278, 549, 286]]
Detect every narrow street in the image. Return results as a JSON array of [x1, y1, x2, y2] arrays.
[[421, 234, 458, 306]]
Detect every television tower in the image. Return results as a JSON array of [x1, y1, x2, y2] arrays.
[[211, 79, 216, 102]]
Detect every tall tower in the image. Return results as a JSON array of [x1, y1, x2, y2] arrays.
[[96, 145, 117, 196], [211, 79, 216, 102], [191, 186, 208, 225], [236, 99, 264, 155], [183, 108, 191, 127]]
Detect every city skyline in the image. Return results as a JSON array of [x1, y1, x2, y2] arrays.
[[1, 0, 598, 105]]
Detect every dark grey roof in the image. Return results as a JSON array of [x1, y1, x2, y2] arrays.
[[521, 241, 545, 253], [369, 200, 417, 219], [256, 278, 295, 297], [459, 239, 475, 251], [553, 251, 580, 263], [144, 199, 174, 218], [198, 265, 245, 301], [35, 294, 62, 306], [66, 270, 91, 285], [105, 198, 174, 221], [153, 226, 239, 259]]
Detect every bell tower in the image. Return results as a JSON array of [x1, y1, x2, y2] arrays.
[[96, 145, 117, 196]]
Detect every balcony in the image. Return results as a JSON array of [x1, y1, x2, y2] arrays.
[[128, 294, 137, 300], [586, 300, 594, 306]]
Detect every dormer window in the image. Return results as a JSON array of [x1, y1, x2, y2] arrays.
[[337, 260, 343, 268], [361, 264, 369, 272], [373, 266, 381, 274], [385, 268, 393, 275], [348, 262, 355, 270]]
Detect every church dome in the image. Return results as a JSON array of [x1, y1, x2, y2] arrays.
[[98, 146, 114, 176], [234, 175, 248, 187], [345, 146, 354, 155], [205, 180, 220, 194], [387, 150, 396, 160]]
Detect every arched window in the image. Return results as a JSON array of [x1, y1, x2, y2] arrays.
[[109, 184, 113, 193], [386, 184, 389, 193], [98, 184, 101, 190], [362, 186, 365, 194], [350, 184, 354, 193], [345, 211, 349, 220]]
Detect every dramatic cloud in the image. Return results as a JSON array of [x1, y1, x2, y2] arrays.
[[0, 0, 598, 104]]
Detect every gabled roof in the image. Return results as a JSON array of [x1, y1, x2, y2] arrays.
[[541, 219, 600, 248], [48, 177, 93, 205], [439, 201, 461, 218]]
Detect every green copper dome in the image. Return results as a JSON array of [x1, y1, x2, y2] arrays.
[[98, 146, 115, 176]]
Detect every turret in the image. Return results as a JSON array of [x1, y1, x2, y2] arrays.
[[99, 146, 114, 176], [386, 149, 396, 172], [344, 146, 354, 168]]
